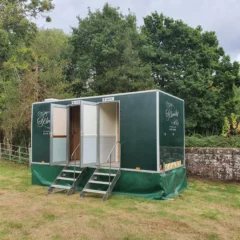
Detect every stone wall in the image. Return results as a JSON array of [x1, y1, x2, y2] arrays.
[[185, 148, 240, 181]]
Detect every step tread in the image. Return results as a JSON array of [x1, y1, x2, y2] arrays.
[[94, 172, 116, 176], [51, 184, 71, 190], [89, 180, 111, 185], [57, 177, 76, 181], [63, 170, 82, 173], [83, 189, 106, 194]]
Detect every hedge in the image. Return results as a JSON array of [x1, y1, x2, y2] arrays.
[[185, 135, 240, 148]]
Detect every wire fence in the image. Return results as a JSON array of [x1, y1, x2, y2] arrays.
[[0, 143, 31, 165]]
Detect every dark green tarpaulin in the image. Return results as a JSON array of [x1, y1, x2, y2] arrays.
[[32, 164, 187, 200]]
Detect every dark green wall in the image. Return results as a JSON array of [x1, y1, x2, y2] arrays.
[[32, 91, 157, 171], [159, 91, 184, 167]]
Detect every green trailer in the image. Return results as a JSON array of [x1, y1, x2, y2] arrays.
[[31, 90, 187, 200]]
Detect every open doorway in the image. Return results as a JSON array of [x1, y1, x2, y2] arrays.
[[99, 102, 120, 168], [69, 105, 80, 162], [67, 101, 120, 167]]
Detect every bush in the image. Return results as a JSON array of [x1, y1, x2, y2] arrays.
[[185, 135, 240, 148]]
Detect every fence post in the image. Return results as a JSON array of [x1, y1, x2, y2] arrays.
[[9, 144, 11, 161], [18, 147, 21, 163], [29, 147, 32, 167]]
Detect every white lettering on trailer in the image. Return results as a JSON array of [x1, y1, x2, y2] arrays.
[[37, 111, 50, 129], [165, 101, 179, 132]]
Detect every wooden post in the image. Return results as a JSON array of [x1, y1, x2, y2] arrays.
[[9, 144, 11, 161], [0, 143, 1, 160], [18, 147, 21, 163]]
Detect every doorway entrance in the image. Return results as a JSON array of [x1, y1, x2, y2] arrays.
[[99, 102, 120, 168], [50, 101, 120, 167]]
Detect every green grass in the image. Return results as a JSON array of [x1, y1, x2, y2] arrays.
[[201, 210, 221, 220], [208, 233, 220, 240], [0, 160, 239, 240], [42, 212, 56, 221]]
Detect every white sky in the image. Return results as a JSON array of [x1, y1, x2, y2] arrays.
[[36, 0, 240, 61]]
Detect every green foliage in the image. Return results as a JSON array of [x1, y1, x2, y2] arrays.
[[140, 13, 240, 135], [186, 135, 240, 148], [67, 4, 154, 96], [0, 0, 55, 85], [0, 29, 71, 146], [221, 117, 230, 137], [0, 1, 56, 145], [221, 85, 240, 137], [30, 29, 72, 100], [0, 0, 54, 48], [229, 113, 240, 134], [232, 84, 240, 112]]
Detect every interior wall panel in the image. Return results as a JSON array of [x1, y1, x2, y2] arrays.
[[53, 108, 67, 136], [99, 103, 117, 163]]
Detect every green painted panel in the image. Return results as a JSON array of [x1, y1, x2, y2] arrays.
[[32, 92, 157, 171], [116, 93, 157, 171], [32, 103, 51, 164], [31, 164, 187, 200], [159, 91, 184, 166], [31, 165, 94, 188], [32, 100, 71, 164]]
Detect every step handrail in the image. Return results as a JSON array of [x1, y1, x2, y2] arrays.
[[106, 141, 120, 184], [71, 143, 81, 181]]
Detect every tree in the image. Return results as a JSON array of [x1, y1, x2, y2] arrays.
[[0, 0, 54, 145], [67, 3, 154, 96], [140, 13, 240, 134], [0, 0, 54, 53], [30, 29, 71, 100], [1, 29, 71, 146]]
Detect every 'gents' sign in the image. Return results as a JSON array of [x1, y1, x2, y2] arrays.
[[102, 97, 114, 102]]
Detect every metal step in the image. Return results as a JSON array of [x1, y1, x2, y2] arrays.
[[80, 165, 121, 200], [83, 189, 106, 194], [63, 170, 82, 174], [57, 177, 76, 181], [89, 180, 111, 185], [94, 172, 116, 177], [51, 184, 71, 190], [48, 165, 87, 195]]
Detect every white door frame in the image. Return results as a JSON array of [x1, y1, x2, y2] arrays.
[[50, 104, 69, 165], [80, 101, 99, 167], [98, 100, 120, 166]]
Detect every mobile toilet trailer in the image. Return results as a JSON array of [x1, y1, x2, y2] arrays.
[[31, 90, 187, 200]]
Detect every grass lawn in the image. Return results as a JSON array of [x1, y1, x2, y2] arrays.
[[0, 160, 239, 240]]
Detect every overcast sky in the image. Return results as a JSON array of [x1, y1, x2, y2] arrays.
[[36, 0, 240, 61]]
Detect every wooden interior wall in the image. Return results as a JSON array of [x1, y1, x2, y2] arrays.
[[69, 106, 80, 160]]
